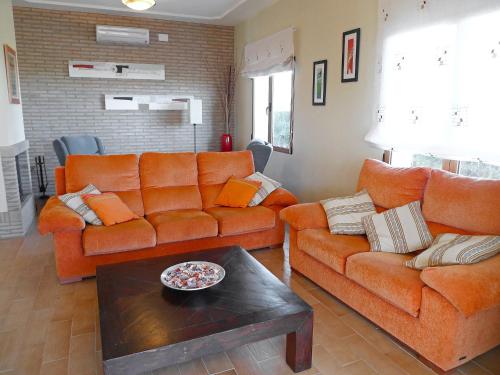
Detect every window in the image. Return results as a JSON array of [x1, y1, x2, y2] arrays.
[[389, 150, 500, 180], [366, 3, 500, 166], [458, 161, 500, 179], [252, 71, 294, 153], [391, 151, 443, 169]]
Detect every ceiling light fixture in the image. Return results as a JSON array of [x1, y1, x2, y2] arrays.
[[122, 0, 156, 11]]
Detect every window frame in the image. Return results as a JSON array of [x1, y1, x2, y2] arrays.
[[384, 149, 465, 174], [251, 70, 295, 154]]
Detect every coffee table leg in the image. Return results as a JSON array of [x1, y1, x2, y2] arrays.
[[286, 313, 313, 372]]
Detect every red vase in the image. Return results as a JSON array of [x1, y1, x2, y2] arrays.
[[221, 134, 233, 152]]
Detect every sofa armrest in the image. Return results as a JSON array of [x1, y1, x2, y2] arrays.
[[420, 255, 500, 317], [279, 202, 328, 230], [38, 196, 85, 235], [261, 188, 298, 208]]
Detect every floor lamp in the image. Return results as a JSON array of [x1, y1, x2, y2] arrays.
[[189, 99, 203, 153]]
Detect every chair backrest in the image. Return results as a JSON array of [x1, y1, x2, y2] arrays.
[[246, 140, 273, 173], [53, 135, 105, 165]]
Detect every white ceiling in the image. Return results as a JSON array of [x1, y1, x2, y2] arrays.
[[13, 0, 277, 25]]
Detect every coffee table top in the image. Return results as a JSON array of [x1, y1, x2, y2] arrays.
[[96, 246, 312, 363]]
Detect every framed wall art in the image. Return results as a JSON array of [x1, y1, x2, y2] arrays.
[[341, 28, 361, 83], [312, 60, 327, 105], [3, 45, 21, 104]]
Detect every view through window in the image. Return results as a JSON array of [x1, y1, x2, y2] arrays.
[[253, 71, 294, 153]]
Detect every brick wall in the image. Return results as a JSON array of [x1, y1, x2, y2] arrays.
[[13, 7, 234, 195]]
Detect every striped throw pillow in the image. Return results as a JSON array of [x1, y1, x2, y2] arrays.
[[59, 184, 103, 226], [247, 172, 282, 207], [406, 234, 500, 270], [362, 201, 433, 253], [321, 190, 376, 235]]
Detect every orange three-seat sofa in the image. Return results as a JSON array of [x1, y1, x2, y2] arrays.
[[38, 151, 298, 283], [280, 159, 500, 373]]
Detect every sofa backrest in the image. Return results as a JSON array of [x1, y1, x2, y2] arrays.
[[357, 159, 431, 209], [197, 151, 255, 209], [422, 169, 500, 234], [65, 154, 144, 216], [140, 152, 202, 215]]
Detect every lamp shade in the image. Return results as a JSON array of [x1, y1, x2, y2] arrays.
[[189, 100, 203, 124]]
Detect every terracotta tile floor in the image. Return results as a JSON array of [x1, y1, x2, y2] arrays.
[[0, 226, 498, 375]]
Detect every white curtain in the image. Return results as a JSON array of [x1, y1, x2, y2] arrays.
[[366, 0, 500, 163], [241, 28, 295, 78]]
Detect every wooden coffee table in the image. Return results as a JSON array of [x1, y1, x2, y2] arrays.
[[96, 246, 313, 375]]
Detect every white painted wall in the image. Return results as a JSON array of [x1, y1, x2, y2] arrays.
[[0, 0, 25, 147], [235, 0, 381, 202], [1, 0, 26, 212]]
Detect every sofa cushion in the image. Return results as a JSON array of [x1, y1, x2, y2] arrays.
[[66, 154, 140, 192], [140, 153, 202, 215], [320, 190, 376, 235], [58, 184, 102, 225], [205, 206, 275, 236], [83, 193, 139, 226], [147, 210, 218, 244], [113, 190, 145, 217], [346, 252, 424, 317], [427, 221, 473, 237], [406, 234, 500, 270], [422, 169, 500, 235], [247, 172, 282, 207], [297, 228, 369, 274], [215, 177, 261, 208], [198, 151, 255, 209], [362, 201, 433, 253], [357, 159, 431, 209], [420, 255, 500, 317], [83, 218, 156, 256], [65, 154, 144, 216]]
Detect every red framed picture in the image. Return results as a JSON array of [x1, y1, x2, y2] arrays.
[[3, 44, 21, 104], [341, 28, 361, 83]]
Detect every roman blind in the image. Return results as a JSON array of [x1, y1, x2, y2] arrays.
[[241, 28, 295, 78], [366, 0, 500, 163]]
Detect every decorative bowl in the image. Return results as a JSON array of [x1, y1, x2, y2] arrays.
[[160, 261, 225, 291]]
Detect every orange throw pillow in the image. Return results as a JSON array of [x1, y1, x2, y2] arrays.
[[83, 193, 139, 226], [215, 177, 262, 208]]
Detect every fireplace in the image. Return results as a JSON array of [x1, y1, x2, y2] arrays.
[[0, 140, 35, 238]]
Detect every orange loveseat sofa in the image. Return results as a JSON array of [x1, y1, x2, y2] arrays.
[[280, 159, 500, 372], [38, 151, 297, 283]]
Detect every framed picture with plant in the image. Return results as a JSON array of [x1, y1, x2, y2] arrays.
[[313, 60, 327, 105], [3, 44, 21, 104]]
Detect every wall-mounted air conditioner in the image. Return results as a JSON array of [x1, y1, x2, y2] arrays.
[[96, 25, 149, 46]]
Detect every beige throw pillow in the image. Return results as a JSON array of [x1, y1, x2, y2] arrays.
[[321, 190, 376, 235], [362, 201, 433, 253], [406, 234, 500, 270], [247, 172, 281, 207], [59, 184, 103, 226]]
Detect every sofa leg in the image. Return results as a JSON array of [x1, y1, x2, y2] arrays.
[[59, 276, 83, 284]]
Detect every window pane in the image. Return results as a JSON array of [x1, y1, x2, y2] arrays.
[[411, 154, 442, 169], [252, 76, 269, 142], [391, 151, 442, 169], [271, 71, 293, 150], [459, 161, 500, 179]]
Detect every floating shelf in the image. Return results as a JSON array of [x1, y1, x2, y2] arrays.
[[104, 95, 194, 111]]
